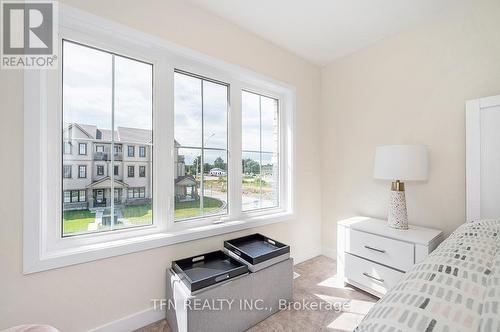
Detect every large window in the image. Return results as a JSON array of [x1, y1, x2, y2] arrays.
[[24, 13, 294, 273], [242, 91, 280, 211], [62, 40, 153, 236], [173, 71, 228, 221]]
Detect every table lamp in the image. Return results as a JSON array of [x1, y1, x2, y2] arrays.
[[373, 145, 428, 229]]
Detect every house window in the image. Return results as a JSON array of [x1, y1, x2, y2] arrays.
[[63, 191, 71, 203], [128, 165, 134, 177], [241, 91, 280, 211], [173, 71, 228, 221], [114, 189, 121, 203], [139, 166, 146, 177], [71, 191, 79, 203], [79, 190, 86, 202], [128, 146, 134, 157], [63, 165, 72, 178], [78, 165, 87, 178], [128, 187, 145, 199], [63, 190, 86, 203], [139, 146, 146, 157], [61, 40, 153, 237], [79, 143, 87, 155], [63, 142, 72, 154]]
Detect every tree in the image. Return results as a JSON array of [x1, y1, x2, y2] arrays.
[[242, 158, 260, 175], [213, 157, 226, 170]]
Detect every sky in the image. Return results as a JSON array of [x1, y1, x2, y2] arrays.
[[62, 41, 278, 165], [63, 40, 152, 131]]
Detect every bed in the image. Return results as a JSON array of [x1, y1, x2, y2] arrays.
[[355, 220, 500, 331], [356, 95, 500, 331]]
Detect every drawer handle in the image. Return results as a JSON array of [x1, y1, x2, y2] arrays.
[[364, 245, 386, 253], [363, 272, 384, 283]]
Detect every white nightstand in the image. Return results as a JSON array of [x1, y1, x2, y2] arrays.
[[337, 216, 443, 298]]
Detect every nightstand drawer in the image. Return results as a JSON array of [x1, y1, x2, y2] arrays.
[[348, 229, 414, 271], [345, 253, 404, 296]]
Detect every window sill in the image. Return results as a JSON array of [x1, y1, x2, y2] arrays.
[[24, 211, 294, 274]]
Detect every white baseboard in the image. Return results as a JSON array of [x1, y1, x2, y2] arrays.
[[293, 248, 322, 264], [88, 307, 164, 332], [322, 247, 336, 259]]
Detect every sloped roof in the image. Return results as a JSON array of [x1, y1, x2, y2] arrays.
[[175, 175, 197, 186], [117, 126, 152, 144], [64, 123, 150, 144], [64, 123, 183, 146], [86, 176, 129, 189]]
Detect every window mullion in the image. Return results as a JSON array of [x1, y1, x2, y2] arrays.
[[200, 79, 204, 214], [259, 96, 263, 209], [228, 83, 242, 220], [110, 54, 115, 229]]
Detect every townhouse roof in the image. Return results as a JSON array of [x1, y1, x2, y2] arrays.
[[64, 123, 153, 144]]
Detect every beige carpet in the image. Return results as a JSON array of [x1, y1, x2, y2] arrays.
[[135, 256, 378, 332]]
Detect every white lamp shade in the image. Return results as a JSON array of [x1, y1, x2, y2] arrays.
[[373, 145, 428, 181]]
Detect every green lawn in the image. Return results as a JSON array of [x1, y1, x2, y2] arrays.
[[122, 204, 152, 224], [63, 199, 223, 233], [63, 209, 96, 234], [175, 197, 224, 219]]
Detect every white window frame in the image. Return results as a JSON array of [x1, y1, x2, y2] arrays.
[[23, 5, 295, 273]]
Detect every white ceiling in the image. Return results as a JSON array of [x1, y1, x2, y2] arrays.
[[187, 0, 466, 66]]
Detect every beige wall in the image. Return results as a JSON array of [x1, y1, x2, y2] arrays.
[[0, 1, 321, 330], [320, 0, 500, 253]]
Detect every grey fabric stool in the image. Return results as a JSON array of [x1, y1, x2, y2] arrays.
[[166, 258, 293, 332]]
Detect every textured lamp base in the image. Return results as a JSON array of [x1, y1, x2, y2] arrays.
[[388, 190, 408, 230]]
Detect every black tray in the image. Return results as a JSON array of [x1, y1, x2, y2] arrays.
[[172, 250, 248, 292], [224, 233, 290, 265]]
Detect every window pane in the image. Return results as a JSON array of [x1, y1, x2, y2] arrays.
[[79, 190, 86, 202], [203, 80, 227, 149], [174, 72, 229, 222], [261, 152, 279, 209], [174, 148, 202, 220], [174, 72, 202, 148], [242, 152, 261, 211], [242, 91, 260, 151], [64, 191, 71, 203], [114, 55, 153, 230], [62, 40, 153, 236], [261, 96, 279, 153], [204, 149, 228, 216], [241, 91, 279, 212]]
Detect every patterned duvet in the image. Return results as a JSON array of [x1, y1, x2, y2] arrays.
[[355, 220, 500, 332]]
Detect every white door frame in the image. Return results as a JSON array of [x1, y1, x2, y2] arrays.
[[465, 94, 500, 222]]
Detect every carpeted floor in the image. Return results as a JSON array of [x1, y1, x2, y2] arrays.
[[135, 255, 378, 332]]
